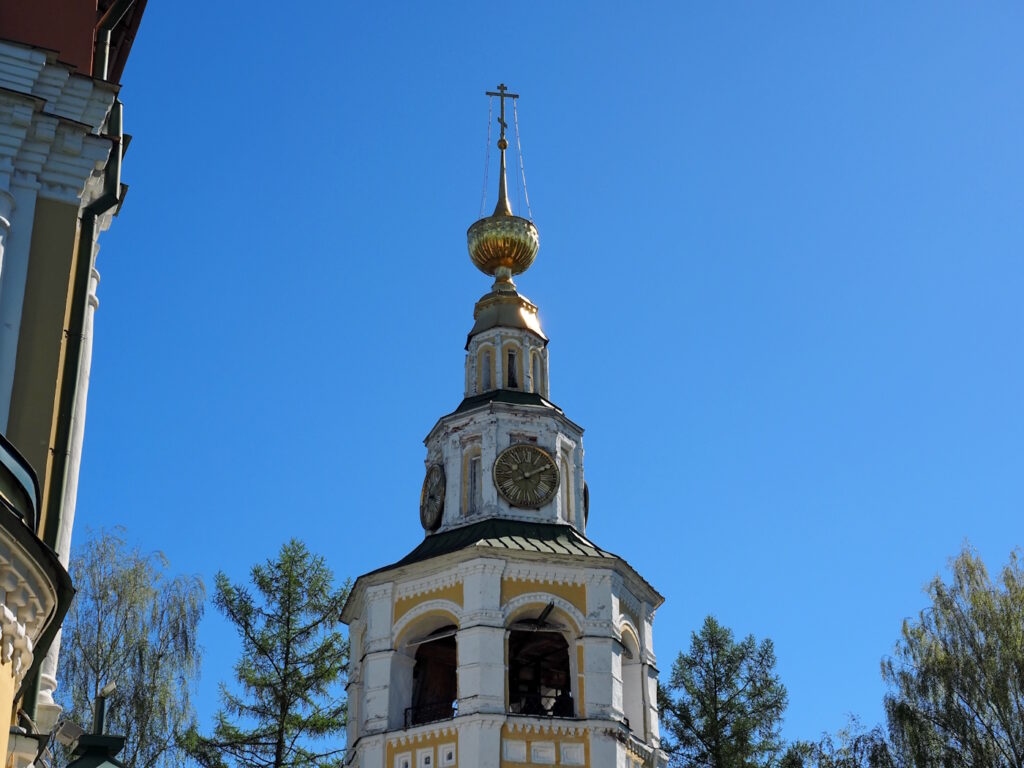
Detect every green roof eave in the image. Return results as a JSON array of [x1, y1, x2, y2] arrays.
[[424, 390, 583, 444], [341, 519, 663, 622]]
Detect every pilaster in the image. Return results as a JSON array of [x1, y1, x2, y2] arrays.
[[457, 715, 502, 768], [457, 558, 505, 716], [363, 584, 395, 733]]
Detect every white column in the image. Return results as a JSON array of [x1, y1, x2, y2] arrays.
[[583, 571, 617, 720], [362, 584, 395, 734], [456, 559, 505, 716], [346, 619, 364, 749], [34, 232, 103, 730], [493, 333, 503, 389], [642, 606, 662, 747]]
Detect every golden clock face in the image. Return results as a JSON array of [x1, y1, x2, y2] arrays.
[[419, 463, 445, 531], [493, 444, 559, 508]]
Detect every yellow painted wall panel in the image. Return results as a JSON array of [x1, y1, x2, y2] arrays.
[[500, 578, 587, 618], [6, 198, 81, 535], [387, 727, 459, 768], [393, 582, 464, 626], [0, 660, 16, 762], [499, 723, 590, 768]]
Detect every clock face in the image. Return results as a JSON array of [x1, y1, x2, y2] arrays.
[[419, 463, 445, 531], [493, 444, 559, 509]]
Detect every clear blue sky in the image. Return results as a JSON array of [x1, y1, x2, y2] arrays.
[[77, 1, 1022, 746]]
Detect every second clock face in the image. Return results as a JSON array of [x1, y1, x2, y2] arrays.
[[494, 444, 559, 508], [419, 463, 445, 531]]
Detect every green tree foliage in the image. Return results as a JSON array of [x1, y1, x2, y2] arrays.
[[882, 546, 1024, 768], [782, 718, 895, 768], [661, 615, 788, 768], [185, 539, 350, 768], [58, 529, 204, 768]]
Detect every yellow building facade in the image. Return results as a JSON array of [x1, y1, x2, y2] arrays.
[[342, 88, 667, 768], [0, 3, 146, 763]]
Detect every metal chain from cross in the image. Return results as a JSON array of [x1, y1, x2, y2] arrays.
[[485, 83, 519, 147]]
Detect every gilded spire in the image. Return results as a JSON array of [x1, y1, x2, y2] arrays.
[[467, 83, 539, 284], [490, 83, 515, 217]]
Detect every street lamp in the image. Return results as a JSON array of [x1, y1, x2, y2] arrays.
[[64, 682, 126, 768]]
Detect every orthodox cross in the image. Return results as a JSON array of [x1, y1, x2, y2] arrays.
[[486, 83, 519, 147]]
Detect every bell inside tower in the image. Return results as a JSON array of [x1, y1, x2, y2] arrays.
[[407, 626, 458, 727], [508, 630, 574, 718]]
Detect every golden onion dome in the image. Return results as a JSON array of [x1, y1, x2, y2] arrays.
[[467, 213, 539, 276]]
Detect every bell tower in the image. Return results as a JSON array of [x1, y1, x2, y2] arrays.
[[342, 86, 666, 768]]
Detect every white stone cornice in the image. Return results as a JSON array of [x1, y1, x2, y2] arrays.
[[458, 608, 504, 629], [0, 44, 47, 93], [617, 584, 642, 625], [582, 619, 617, 637], [503, 562, 587, 587], [0, 40, 117, 211], [365, 583, 393, 603], [39, 127, 110, 204], [0, 41, 116, 132], [456, 557, 505, 578]]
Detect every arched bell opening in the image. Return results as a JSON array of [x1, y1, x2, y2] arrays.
[[507, 602, 576, 718], [407, 624, 458, 727], [390, 612, 460, 730], [620, 625, 645, 736]]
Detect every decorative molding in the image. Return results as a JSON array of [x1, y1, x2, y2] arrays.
[[394, 570, 461, 602], [503, 562, 586, 586], [616, 616, 641, 648], [456, 557, 505, 578], [502, 592, 585, 634], [617, 586, 643, 631], [0, 532, 58, 687], [0, 41, 116, 129], [582, 619, 617, 637], [0, 603, 32, 681], [392, 599, 462, 645], [366, 583, 395, 603], [505, 718, 588, 737], [561, 742, 585, 765], [386, 723, 458, 747], [458, 608, 504, 629], [502, 739, 526, 762], [531, 741, 556, 763], [584, 569, 614, 587]]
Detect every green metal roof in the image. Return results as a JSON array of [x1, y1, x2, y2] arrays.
[[367, 518, 614, 577], [452, 389, 563, 415]]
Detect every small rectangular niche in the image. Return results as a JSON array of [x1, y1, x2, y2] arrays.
[[561, 743, 585, 765], [530, 742, 556, 764], [502, 740, 527, 762]]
